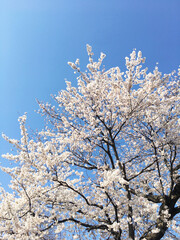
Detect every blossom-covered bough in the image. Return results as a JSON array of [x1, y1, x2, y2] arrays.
[[1, 45, 180, 240]]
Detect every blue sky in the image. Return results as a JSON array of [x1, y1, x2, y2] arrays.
[[0, 0, 180, 189]]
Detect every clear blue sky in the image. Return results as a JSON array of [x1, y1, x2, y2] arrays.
[[0, 0, 180, 189]]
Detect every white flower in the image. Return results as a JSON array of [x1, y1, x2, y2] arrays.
[[138, 51, 142, 58], [86, 44, 92, 55], [152, 228, 160, 234], [68, 62, 77, 70], [73, 235, 79, 239], [75, 58, 80, 65]]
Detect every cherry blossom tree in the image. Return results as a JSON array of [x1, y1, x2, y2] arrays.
[[1, 45, 180, 240]]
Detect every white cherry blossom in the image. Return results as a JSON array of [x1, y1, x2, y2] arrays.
[[1, 46, 180, 240]]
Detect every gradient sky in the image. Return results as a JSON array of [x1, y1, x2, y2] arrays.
[[0, 0, 180, 189]]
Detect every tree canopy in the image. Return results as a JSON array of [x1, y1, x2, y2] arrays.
[[1, 45, 180, 240]]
